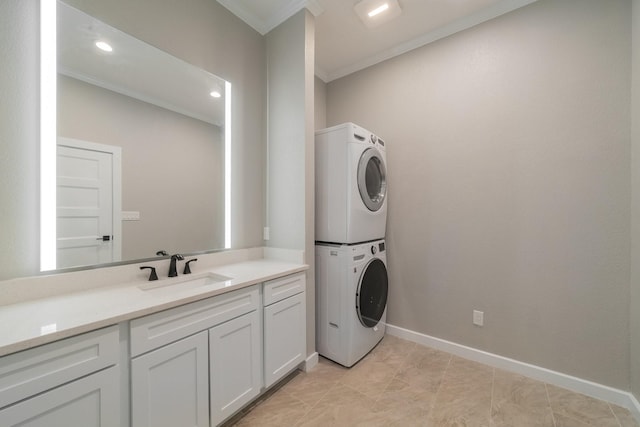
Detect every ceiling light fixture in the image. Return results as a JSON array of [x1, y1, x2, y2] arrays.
[[95, 40, 113, 52], [367, 3, 389, 17], [354, 0, 401, 29], [210, 90, 222, 98]]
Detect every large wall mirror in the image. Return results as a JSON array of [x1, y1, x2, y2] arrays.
[[41, 1, 231, 271]]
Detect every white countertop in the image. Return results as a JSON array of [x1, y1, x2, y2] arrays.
[[0, 259, 307, 357]]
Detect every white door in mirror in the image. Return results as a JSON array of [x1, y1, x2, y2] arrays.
[[57, 143, 115, 269]]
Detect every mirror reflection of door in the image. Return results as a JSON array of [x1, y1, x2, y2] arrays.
[[56, 138, 122, 269]]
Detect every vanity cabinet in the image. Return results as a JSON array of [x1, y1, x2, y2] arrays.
[[130, 285, 262, 427], [0, 267, 308, 427], [0, 326, 120, 427], [263, 273, 306, 388], [131, 331, 209, 427], [209, 310, 261, 426]]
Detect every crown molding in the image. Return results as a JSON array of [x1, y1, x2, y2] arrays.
[[324, 0, 539, 82], [217, 0, 324, 35]]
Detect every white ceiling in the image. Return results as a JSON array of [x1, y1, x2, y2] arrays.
[[217, 0, 539, 82]]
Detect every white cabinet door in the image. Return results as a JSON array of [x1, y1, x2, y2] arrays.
[[264, 292, 306, 388], [0, 366, 119, 427], [131, 331, 209, 427], [209, 310, 262, 426]]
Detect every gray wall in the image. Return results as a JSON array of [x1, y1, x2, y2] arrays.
[[266, 10, 317, 357], [0, 1, 40, 280], [0, 0, 265, 280], [266, 11, 308, 251], [315, 76, 327, 130], [326, 0, 632, 389], [58, 76, 224, 260], [631, 0, 640, 400]]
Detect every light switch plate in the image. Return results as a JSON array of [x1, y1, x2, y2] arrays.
[[122, 211, 140, 221]]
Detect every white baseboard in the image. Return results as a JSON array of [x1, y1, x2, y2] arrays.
[[386, 323, 640, 422], [302, 352, 319, 372]]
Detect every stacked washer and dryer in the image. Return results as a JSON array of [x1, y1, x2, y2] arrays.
[[315, 122, 389, 367]]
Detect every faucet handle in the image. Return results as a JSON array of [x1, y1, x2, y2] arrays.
[[156, 250, 168, 256], [140, 266, 158, 281], [183, 258, 198, 274], [168, 254, 184, 278]]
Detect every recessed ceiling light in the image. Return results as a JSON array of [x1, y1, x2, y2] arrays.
[[354, 0, 401, 29], [210, 91, 221, 98], [95, 40, 113, 52], [368, 3, 389, 17]]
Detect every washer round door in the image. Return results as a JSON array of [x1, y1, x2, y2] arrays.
[[357, 148, 387, 212], [356, 258, 388, 328]]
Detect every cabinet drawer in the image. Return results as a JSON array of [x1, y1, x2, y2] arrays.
[[0, 365, 120, 426], [130, 286, 259, 357], [263, 273, 305, 306], [0, 326, 119, 409]]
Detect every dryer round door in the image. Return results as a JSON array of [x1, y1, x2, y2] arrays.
[[356, 258, 388, 328], [357, 147, 387, 212]]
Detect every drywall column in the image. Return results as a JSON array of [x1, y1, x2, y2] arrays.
[[266, 10, 316, 357], [315, 76, 327, 130], [631, 0, 640, 402], [0, 0, 40, 280]]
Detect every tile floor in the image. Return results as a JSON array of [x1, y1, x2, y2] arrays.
[[228, 335, 639, 427]]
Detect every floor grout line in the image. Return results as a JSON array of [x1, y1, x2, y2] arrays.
[[544, 382, 558, 427], [607, 401, 624, 427], [489, 367, 496, 426], [292, 361, 349, 426], [426, 350, 453, 422]]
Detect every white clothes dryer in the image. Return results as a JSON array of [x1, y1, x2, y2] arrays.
[[316, 239, 388, 367], [315, 123, 387, 244]]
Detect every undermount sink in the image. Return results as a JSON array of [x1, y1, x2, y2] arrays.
[[138, 272, 233, 292]]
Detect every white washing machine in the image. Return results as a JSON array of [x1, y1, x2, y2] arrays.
[[316, 239, 388, 367], [315, 123, 387, 244]]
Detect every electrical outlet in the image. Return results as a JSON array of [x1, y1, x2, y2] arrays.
[[263, 227, 270, 241], [473, 310, 484, 327]]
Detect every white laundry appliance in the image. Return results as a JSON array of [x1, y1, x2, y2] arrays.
[[316, 239, 388, 367], [315, 123, 387, 244]]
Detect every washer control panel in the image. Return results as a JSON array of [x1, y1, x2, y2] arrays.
[[370, 242, 386, 255], [350, 240, 386, 261]]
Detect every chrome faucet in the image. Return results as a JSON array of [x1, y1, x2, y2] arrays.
[[168, 254, 184, 277]]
